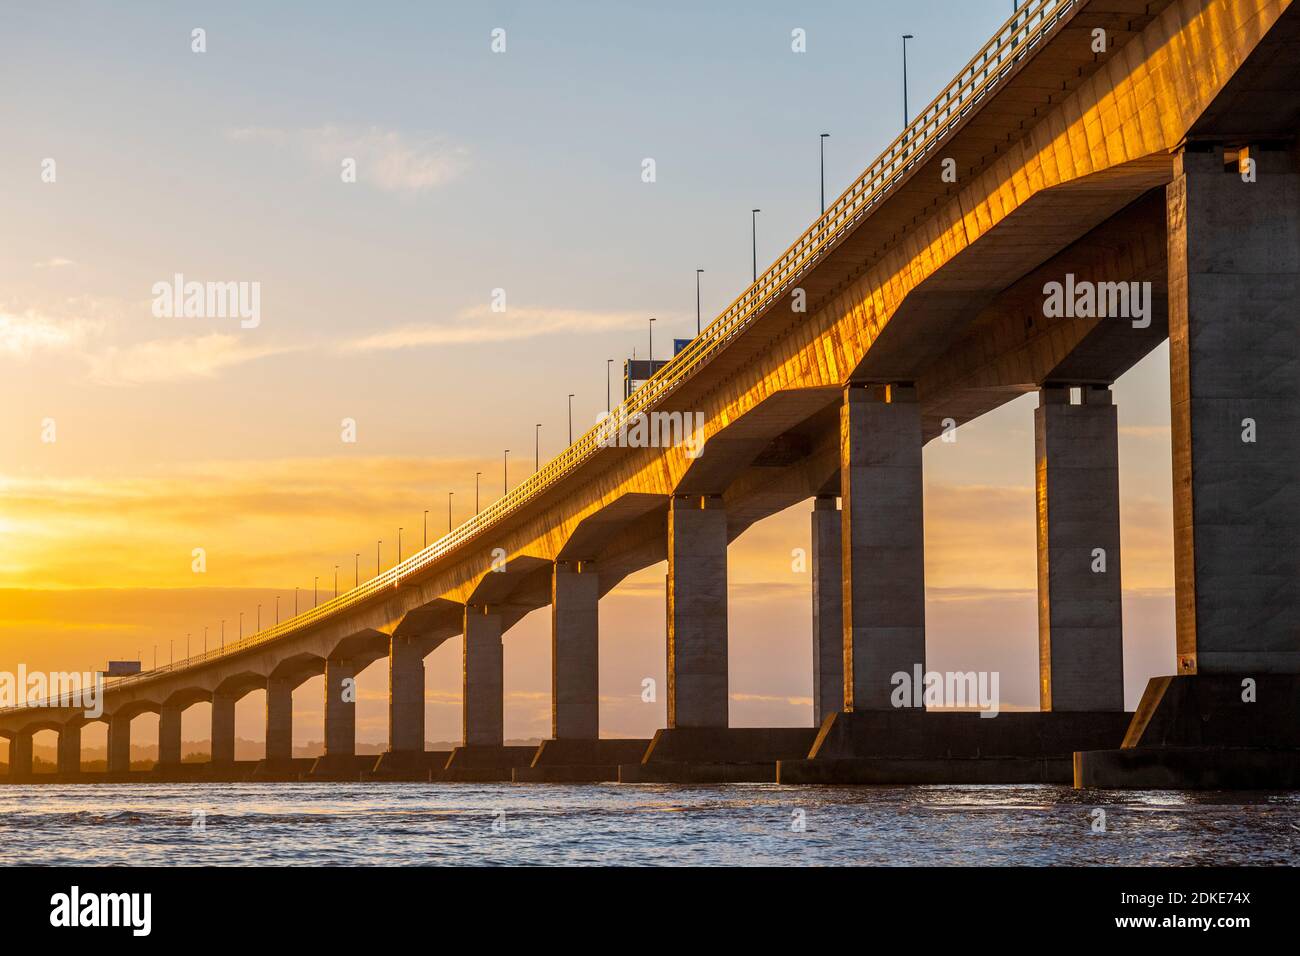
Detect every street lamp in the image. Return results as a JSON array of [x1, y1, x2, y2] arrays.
[[398, 528, 403, 564], [606, 359, 613, 413], [503, 450, 509, 494], [313, 577, 318, 607], [648, 316, 656, 363], [695, 269, 704, 335], [354, 553, 360, 589], [423, 509, 428, 548], [448, 492, 454, 533], [820, 133, 830, 213], [203, 625, 208, 654], [376, 540, 382, 577], [902, 35, 915, 126], [294, 586, 299, 616], [334, 565, 339, 599], [239, 611, 243, 640], [275, 595, 280, 624], [751, 209, 761, 283], [534, 424, 542, 473], [475, 472, 482, 514], [220, 619, 224, 649], [567, 394, 574, 445]]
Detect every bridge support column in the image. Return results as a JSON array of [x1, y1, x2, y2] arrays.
[[265, 678, 293, 762], [389, 635, 425, 753], [1167, 147, 1300, 673], [211, 693, 236, 765], [158, 704, 183, 767], [667, 494, 729, 728], [812, 495, 843, 725], [552, 560, 599, 739], [324, 659, 356, 757], [9, 732, 33, 778], [463, 606, 504, 747], [1035, 385, 1124, 711], [841, 385, 925, 710], [57, 724, 80, 775], [107, 714, 131, 774]]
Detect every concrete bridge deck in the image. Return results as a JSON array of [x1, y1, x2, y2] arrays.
[[3, 0, 1297, 788]]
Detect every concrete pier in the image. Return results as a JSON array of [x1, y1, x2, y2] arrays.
[[1168, 147, 1300, 675], [107, 715, 130, 774], [9, 733, 32, 778], [811, 495, 843, 725], [265, 678, 293, 762], [463, 605, 504, 747], [158, 704, 182, 767], [1035, 384, 1124, 711], [212, 693, 236, 765], [388, 635, 424, 754], [667, 495, 728, 728], [57, 724, 79, 775], [552, 561, 600, 739], [323, 659, 356, 757], [841, 385, 926, 710]]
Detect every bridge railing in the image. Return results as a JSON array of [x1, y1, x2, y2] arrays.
[[2, 0, 1078, 713]]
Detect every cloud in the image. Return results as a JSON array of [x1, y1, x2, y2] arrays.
[[227, 125, 466, 193], [344, 306, 648, 351], [0, 308, 99, 358], [85, 333, 294, 385], [33, 257, 74, 269]]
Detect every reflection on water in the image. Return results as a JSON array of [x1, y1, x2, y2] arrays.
[[0, 783, 1295, 866]]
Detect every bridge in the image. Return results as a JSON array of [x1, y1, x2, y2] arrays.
[[3, 0, 1297, 788]]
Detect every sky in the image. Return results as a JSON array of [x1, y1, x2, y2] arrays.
[[0, 1, 1177, 754]]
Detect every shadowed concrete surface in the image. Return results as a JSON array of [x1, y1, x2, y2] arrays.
[[2, 0, 1297, 790]]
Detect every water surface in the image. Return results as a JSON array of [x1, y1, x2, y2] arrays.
[[0, 783, 1295, 865]]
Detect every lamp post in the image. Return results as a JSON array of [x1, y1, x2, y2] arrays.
[[648, 316, 655, 363], [606, 359, 613, 413], [313, 577, 318, 608], [275, 596, 279, 624], [423, 509, 428, 548], [503, 450, 509, 494], [448, 492, 454, 533], [376, 540, 382, 577], [819, 133, 830, 213], [534, 424, 541, 473], [695, 269, 704, 335], [475, 472, 481, 514], [902, 35, 915, 126], [203, 625, 208, 654], [354, 553, 359, 588], [398, 528, 403, 564], [751, 209, 761, 283], [239, 611, 243, 640], [567, 394, 574, 445], [294, 587, 299, 616], [220, 619, 224, 649], [334, 565, 339, 599]]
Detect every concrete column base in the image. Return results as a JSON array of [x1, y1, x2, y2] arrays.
[[1073, 673, 1300, 789]]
